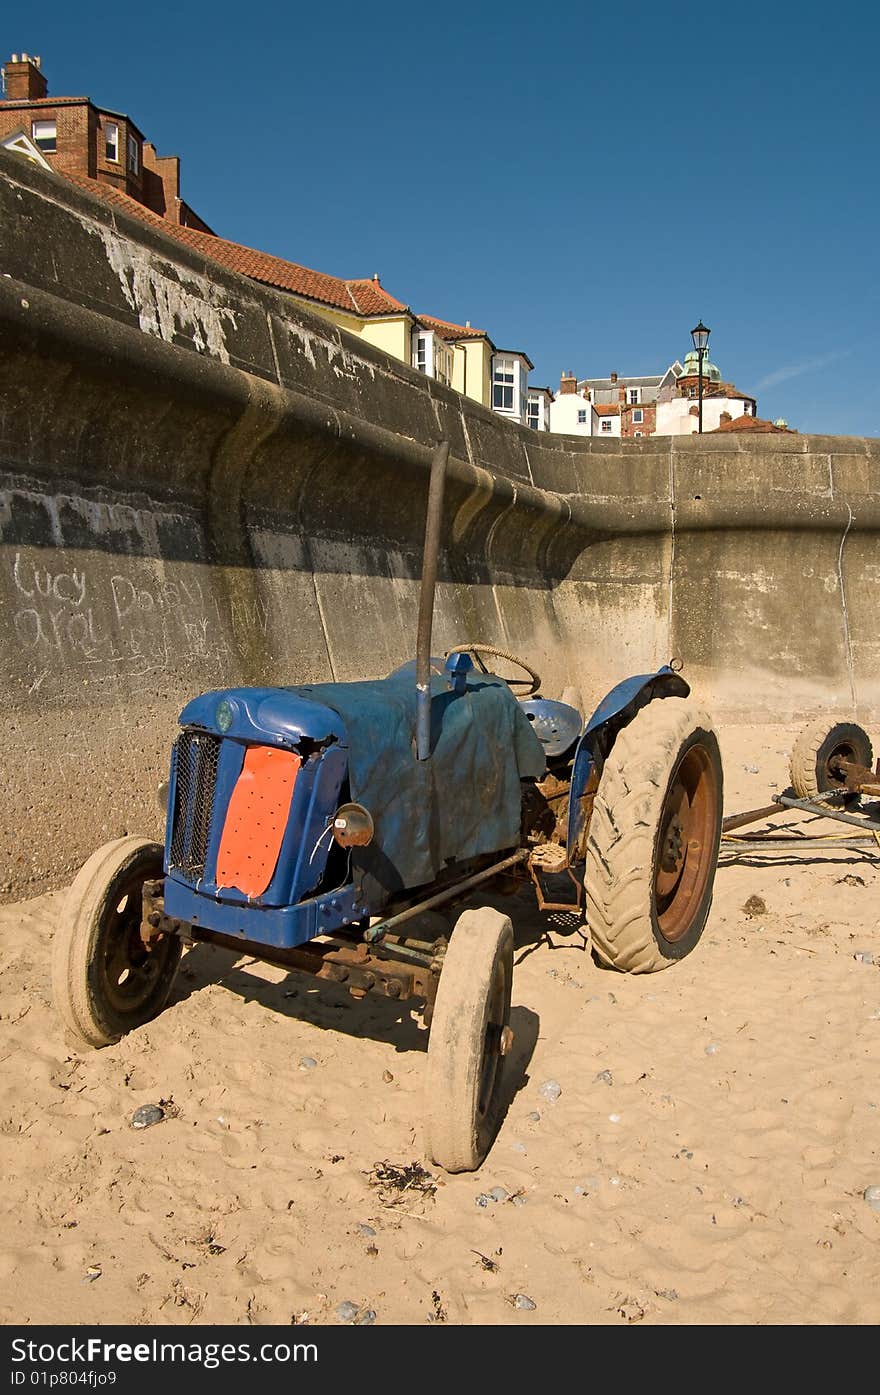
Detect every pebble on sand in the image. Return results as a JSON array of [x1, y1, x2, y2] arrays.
[[863, 1185, 880, 1211], [705, 1042, 721, 1056], [538, 1080, 562, 1104], [131, 1104, 164, 1130], [299, 1057, 318, 1070], [513, 1293, 537, 1310], [336, 1301, 359, 1322], [853, 951, 875, 965], [594, 1069, 613, 1085]]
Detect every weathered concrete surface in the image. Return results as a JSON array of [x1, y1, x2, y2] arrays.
[[1, 148, 878, 899]]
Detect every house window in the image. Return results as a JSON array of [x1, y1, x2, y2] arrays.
[[413, 333, 428, 374], [577, 409, 587, 424], [527, 396, 541, 430], [127, 133, 139, 174], [32, 119, 56, 153], [632, 408, 643, 424], [105, 122, 119, 162], [600, 418, 612, 432], [628, 388, 640, 404], [634, 431, 643, 438], [492, 357, 515, 412], [744, 402, 753, 415], [434, 339, 453, 387]]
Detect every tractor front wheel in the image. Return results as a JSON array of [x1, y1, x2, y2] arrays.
[[424, 906, 513, 1172], [585, 698, 723, 973], [51, 837, 182, 1048]]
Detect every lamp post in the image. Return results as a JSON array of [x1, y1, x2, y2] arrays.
[[690, 320, 710, 434]]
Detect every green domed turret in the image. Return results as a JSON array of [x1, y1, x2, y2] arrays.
[[681, 349, 721, 382]]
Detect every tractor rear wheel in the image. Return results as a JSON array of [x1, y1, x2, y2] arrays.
[[52, 837, 181, 1048], [789, 717, 873, 802], [424, 906, 513, 1172], [585, 698, 722, 973]]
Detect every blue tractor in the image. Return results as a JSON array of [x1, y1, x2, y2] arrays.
[[52, 443, 723, 1172]]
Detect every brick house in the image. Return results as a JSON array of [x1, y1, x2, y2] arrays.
[[0, 52, 213, 231]]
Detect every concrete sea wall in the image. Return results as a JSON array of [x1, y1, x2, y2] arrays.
[[1, 149, 878, 898]]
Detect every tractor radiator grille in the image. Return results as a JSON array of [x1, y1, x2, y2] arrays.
[[169, 730, 222, 879]]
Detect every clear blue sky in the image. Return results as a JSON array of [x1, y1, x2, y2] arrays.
[[13, 1, 880, 435]]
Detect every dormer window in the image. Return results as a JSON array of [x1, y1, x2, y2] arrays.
[[628, 387, 640, 404], [32, 119, 56, 153], [491, 353, 529, 421], [492, 357, 515, 412], [127, 133, 139, 174], [105, 122, 119, 162], [412, 330, 453, 387]]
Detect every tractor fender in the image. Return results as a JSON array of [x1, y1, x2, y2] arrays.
[[566, 666, 690, 861]]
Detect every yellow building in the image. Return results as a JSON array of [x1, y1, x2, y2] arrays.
[[51, 167, 536, 421]]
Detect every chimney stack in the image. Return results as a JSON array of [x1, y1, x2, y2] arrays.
[[719, 411, 732, 423], [610, 371, 618, 383], [2, 52, 48, 101], [560, 371, 577, 395]]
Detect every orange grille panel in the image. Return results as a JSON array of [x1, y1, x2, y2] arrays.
[[216, 745, 301, 898]]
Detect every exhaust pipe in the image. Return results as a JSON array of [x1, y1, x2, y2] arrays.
[[415, 440, 450, 761]]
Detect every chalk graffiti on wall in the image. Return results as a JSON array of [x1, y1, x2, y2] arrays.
[[6, 549, 270, 691]]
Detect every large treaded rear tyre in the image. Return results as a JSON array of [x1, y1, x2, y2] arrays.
[[52, 837, 181, 1048], [585, 698, 723, 974], [424, 907, 513, 1173], [789, 717, 873, 802]]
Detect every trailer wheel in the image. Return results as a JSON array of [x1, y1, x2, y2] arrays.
[[585, 698, 722, 973], [789, 717, 873, 802], [424, 907, 513, 1173], [51, 837, 181, 1048]]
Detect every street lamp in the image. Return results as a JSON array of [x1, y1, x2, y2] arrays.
[[690, 320, 711, 434]]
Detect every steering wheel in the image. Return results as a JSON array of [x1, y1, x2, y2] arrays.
[[446, 643, 541, 697]]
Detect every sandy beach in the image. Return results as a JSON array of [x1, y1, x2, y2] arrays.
[[1, 722, 878, 1326]]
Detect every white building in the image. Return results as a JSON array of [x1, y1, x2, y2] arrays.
[[548, 372, 596, 435], [526, 385, 554, 431], [547, 352, 759, 439], [654, 350, 756, 434]]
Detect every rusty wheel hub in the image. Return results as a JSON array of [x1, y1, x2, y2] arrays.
[[654, 746, 719, 944]]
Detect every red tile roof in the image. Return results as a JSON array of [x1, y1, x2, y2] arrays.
[[711, 414, 792, 433], [594, 404, 620, 416], [417, 313, 489, 342], [63, 172, 412, 318]]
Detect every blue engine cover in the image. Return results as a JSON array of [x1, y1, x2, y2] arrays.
[[163, 672, 546, 948]]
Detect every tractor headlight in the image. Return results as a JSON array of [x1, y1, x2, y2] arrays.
[[332, 803, 374, 847]]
